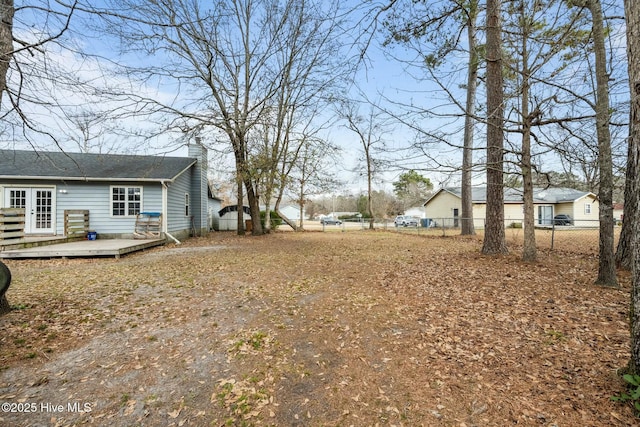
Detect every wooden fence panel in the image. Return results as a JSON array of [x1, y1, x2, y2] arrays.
[[64, 210, 90, 237], [0, 208, 25, 241]]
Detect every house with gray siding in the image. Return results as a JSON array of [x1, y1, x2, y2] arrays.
[[0, 143, 214, 241]]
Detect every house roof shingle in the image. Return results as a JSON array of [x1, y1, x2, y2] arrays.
[[0, 149, 196, 182]]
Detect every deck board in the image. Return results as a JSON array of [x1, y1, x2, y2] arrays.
[[0, 239, 165, 259]]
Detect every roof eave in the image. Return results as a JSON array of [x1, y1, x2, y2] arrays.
[[423, 188, 459, 206], [0, 175, 178, 183], [170, 160, 198, 181]]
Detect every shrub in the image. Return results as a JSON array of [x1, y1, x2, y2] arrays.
[[611, 373, 640, 413], [260, 210, 282, 230]]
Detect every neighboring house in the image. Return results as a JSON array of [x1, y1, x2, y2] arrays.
[[423, 187, 599, 228], [0, 143, 214, 241]]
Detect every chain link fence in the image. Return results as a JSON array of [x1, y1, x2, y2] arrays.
[[313, 217, 616, 256]]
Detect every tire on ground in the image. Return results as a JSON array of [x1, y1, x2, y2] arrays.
[[0, 261, 10, 295], [0, 261, 12, 314]]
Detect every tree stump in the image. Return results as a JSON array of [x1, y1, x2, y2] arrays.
[[0, 261, 11, 315]]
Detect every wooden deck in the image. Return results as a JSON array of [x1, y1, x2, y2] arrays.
[[0, 238, 166, 259]]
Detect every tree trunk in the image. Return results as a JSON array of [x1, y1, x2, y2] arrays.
[[461, 0, 479, 236], [276, 207, 297, 230], [236, 171, 245, 236], [298, 180, 306, 230], [244, 177, 264, 235], [630, 121, 640, 374], [232, 131, 264, 236], [616, 134, 636, 270], [367, 163, 374, 230], [624, 0, 640, 374], [298, 203, 304, 230], [275, 192, 298, 231], [589, 0, 618, 287], [264, 201, 272, 233], [519, 3, 536, 263], [481, 0, 508, 255], [0, 0, 14, 107], [522, 122, 537, 262]]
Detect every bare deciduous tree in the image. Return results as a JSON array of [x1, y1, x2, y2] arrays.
[[342, 101, 391, 229], [502, 0, 593, 262], [382, 0, 480, 236], [1, 1, 79, 112], [91, 0, 352, 235], [288, 136, 340, 230]]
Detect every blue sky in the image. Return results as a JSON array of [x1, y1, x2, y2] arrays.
[[1, 0, 630, 198], [1, 0, 475, 194]]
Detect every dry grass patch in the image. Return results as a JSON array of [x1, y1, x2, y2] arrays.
[[0, 231, 634, 426]]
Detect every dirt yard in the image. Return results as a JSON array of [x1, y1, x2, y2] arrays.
[[0, 231, 635, 426]]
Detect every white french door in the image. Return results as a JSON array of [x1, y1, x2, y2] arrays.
[[5, 187, 55, 234]]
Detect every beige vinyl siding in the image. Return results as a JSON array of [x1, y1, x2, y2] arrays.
[[423, 187, 600, 230], [553, 203, 574, 217], [473, 203, 523, 228], [570, 195, 599, 226], [504, 204, 524, 222], [424, 191, 461, 220], [472, 205, 486, 228], [425, 191, 491, 228]]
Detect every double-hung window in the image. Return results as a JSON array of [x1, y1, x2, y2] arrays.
[[584, 203, 592, 214], [111, 186, 142, 216]]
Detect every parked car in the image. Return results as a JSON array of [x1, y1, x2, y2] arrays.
[[394, 215, 419, 227], [553, 214, 573, 226], [320, 217, 342, 225]]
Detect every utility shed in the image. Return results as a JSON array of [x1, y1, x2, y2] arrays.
[[217, 205, 252, 231]]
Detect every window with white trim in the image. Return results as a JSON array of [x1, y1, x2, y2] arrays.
[[111, 186, 142, 216], [185, 193, 190, 217], [584, 203, 592, 214]]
